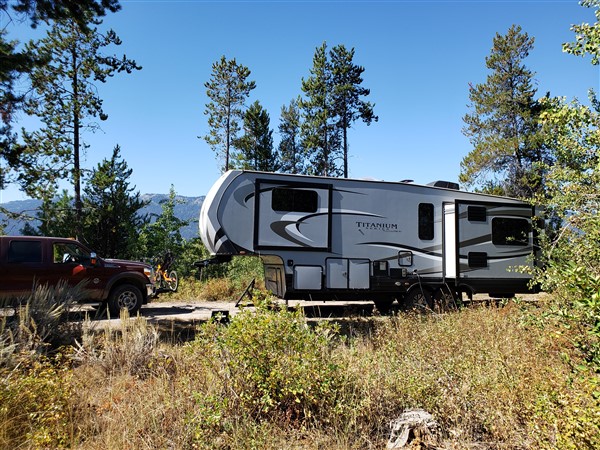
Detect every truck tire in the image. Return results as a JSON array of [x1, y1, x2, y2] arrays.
[[108, 283, 143, 317]]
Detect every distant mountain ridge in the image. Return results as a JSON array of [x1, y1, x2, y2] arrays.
[[0, 194, 205, 240]]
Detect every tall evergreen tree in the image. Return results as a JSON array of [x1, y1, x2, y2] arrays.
[[137, 185, 188, 262], [8, 0, 120, 27], [19, 17, 140, 236], [82, 145, 147, 259], [24, 189, 78, 237], [1, 0, 120, 190], [235, 100, 277, 171], [278, 97, 305, 174], [203, 56, 256, 173], [300, 42, 341, 177], [0, 31, 36, 188], [461, 25, 549, 197], [330, 44, 378, 178]]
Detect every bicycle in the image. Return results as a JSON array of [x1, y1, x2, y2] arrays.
[[154, 251, 179, 292]]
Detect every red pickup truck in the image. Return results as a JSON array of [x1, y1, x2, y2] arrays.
[[0, 236, 156, 315]]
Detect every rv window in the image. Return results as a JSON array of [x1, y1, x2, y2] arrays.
[[468, 206, 487, 222], [418, 203, 434, 240], [398, 251, 413, 267], [272, 188, 318, 213], [492, 218, 530, 246], [8, 240, 42, 263], [468, 252, 488, 268]]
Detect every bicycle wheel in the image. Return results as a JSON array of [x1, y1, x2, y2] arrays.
[[154, 270, 164, 291], [167, 270, 178, 292]]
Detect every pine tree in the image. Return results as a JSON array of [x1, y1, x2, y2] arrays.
[[235, 100, 277, 171], [137, 185, 188, 262], [278, 97, 305, 174], [1, 0, 120, 190], [28, 190, 78, 237], [0, 31, 36, 187], [300, 42, 341, 177], [10, 0, 120, 27], [461, 25, 549, 197], [82, 145, 147, 259], [300, 42, 376, 177], [203, 56, 256, 172], [330, 44, 377, 178], [19, 17, 140, 236]]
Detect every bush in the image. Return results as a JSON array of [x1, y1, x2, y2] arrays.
[[530, 367, 600, 450], [0, 353, 74, 449], [198, 277, 237, 301], [189, 303, 345, 427], [74, 311, 163, 378], [1, 281, 84, 366]]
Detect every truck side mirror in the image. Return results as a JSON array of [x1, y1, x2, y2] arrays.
[[90, 252, 97, 266]]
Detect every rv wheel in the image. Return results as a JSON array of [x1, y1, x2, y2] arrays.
[[404, 288, 433, 312], [433, 287, 458, 313]]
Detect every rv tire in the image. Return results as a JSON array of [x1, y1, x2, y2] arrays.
[[404, 288, 433, 313], [433, 287, 458, 313]]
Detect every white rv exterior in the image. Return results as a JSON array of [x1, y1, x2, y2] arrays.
[[199, 170, 539, 309]]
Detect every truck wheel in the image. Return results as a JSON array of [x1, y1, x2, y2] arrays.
[[108, 284, 143, 316], [404, 288, 433, 312]]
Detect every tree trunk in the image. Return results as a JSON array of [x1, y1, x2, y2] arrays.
[[72, 48, 82, 238], [343, 114, 348, 178]]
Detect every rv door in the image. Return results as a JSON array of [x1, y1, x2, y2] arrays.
[[443, 203, 456, 279]]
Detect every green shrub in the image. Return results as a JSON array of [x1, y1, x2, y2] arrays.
[[189, 303, 345, 427], [0, 353, 74, 449], [226, 256, 264, 291], [530, 368, 600, 450]]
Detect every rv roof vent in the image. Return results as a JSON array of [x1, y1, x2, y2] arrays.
[[427, 180, 460, 190], [400, 179, 414, 183]]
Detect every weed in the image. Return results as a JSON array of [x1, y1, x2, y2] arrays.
[[1, 280, 84, 367], [2, 288, 598, 449], [0, 353, 74, 449], [74, 311, 163, 378]]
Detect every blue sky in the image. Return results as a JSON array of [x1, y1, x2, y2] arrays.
[[2, 0, 599, 203]]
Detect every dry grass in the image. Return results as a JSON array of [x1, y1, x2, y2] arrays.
[[2, 297, 599, 449], [156, 276, 265, 302]]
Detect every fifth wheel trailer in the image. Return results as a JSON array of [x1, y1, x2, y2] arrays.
[[199, 170, 540, 311]]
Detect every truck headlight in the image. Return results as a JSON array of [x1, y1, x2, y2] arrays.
[[144, 267, 154, 282]]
